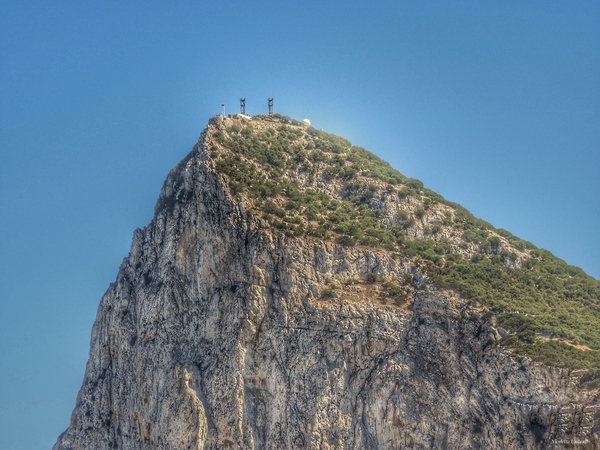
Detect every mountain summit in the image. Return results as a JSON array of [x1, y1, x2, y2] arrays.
[[55, 114, 600, 449]]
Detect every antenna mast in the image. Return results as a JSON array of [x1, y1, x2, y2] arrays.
[[268, 98, 273, 115], [240, 98, 246, 115]]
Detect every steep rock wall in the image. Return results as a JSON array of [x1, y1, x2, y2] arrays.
[[55, 132, 597, 449]]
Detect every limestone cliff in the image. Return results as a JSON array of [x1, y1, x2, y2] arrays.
[[55, 115, 600, 449]]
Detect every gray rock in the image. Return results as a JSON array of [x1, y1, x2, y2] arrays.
[[55, 127, 598, 449]]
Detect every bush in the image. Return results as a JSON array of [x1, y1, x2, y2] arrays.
[[321, 287, 337, 299], [366, 272, 378, 283], [263, 201, 286, 218], [336, 235, 356, 246]]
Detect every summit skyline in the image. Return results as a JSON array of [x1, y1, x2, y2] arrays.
[[1, 2, 599, 448]]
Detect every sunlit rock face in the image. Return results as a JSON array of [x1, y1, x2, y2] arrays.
[[55, 119, 598, 450]]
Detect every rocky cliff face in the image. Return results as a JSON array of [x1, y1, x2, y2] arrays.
[[55, 117, 599, 449]]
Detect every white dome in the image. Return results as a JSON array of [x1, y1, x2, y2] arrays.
[[302, 118, 311, 127]]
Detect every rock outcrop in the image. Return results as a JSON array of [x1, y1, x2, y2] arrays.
[[55, 117, 599, 449]]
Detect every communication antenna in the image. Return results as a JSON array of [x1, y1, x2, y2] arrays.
[[268, 98, 273, 115], [221, 104, 225, 116], [240, 98, 246, 115]]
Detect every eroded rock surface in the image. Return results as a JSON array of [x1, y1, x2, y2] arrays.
[[55, 126, 598, 449]]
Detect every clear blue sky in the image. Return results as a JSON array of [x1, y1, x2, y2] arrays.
[[1, 1, 598, 448]]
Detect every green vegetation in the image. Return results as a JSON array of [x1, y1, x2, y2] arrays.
[[379, 281, 410, 307], [409, 237, 600, 369], [508, 340, 600, 371], [209, 116, 600, 371], [321, 286, 337, 300], [365, 272, 378, 283], [213, 120, 411, 243], [428, 252, 600, 346]]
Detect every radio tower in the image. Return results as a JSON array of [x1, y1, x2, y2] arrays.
[[240, 98, 246, 115], [268, 98, 273, 115]]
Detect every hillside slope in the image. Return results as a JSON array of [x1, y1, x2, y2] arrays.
[[55, 114, 600, 449], [204, 114, 600, 372]]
